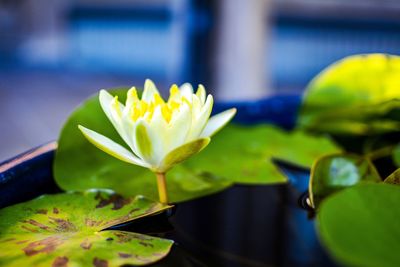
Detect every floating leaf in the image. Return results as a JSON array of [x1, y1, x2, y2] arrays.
[[317, 183, 400, 267], [309, 154, 381, 208], [298, 54, 400, 135], [0, 190, 173, 267], [184, 124, 341, 184], [54, 90, 340, 202]]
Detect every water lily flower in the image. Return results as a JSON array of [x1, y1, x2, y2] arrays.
[[78, 79, 236, 203]]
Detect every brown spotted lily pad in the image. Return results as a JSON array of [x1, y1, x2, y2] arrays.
[[0, 190, 173, 267], [384, 168, 400, 185]]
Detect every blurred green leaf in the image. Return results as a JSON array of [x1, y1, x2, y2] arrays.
[[317, 183, 400, 267], [392, 144, 400, 168], [309, 154, 381, 208], [0, 190, 173, 267], [54, 90, 340, 202], [185, 124, 341, 184], [298, 54, 400, 136]]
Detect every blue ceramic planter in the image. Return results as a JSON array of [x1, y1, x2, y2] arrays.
[[0, 95, 336, 267]]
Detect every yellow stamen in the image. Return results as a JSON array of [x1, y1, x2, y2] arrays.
[[130, 107, 140, 121], [153, 93, 165, 106], [128, 87, 139, 102], [126, 82, 191, 124], [139, 101, 148, 116], [161, 104, 172, 122], [168, 84, 180, 102], [168, 100, 180, 111], [170, 84, 179, 96], [146, 102, 155, 122]]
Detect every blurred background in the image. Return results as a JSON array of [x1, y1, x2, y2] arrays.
[[1, 0, 400, 161]]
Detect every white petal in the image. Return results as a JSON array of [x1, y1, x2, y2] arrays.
[[148, 107, 169, 162], [191, 94, 202, 114], [196, 84, 206, 104], [125, 86, 139, 110], [78, 125, 149, 168], [200, 108, 237, 137], [179, 83, 194, 101], [186, 94, 213, 141], [167, 84, 181, 103], [167, 102, 192, 152], [142, 79, 159, 102], [99, 90, 133, 150], [121, 115, 139, 154], [133, 118, 164, 167], [109, 96, 123, 122], [99, 90, 119, 123]]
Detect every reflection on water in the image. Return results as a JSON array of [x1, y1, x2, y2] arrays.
[[167, 184, 335, 267]]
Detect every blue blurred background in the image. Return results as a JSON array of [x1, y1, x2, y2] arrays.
[[1, 0, 400, 160]]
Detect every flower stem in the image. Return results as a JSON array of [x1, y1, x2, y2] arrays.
[[155, 172, 168, 204]]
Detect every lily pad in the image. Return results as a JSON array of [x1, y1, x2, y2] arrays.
[[317, 183, 400, 267], [54, 90, 340, 202], [309, 154, 381, 208], [184, 124, 341, 184], [0, 190, 173, 267], [298, 54, 400, 135]]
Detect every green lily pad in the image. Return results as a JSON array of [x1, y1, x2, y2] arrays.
[[317, 183, 400, 267], [309, 154, 381, 208], [184, 124, 341, 184], [54, 90, 340, 202], [298, 54, 400, 135], [0, 190, 173, 267]]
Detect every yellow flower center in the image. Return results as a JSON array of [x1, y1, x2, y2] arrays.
[[126, 86, 190, 123]]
